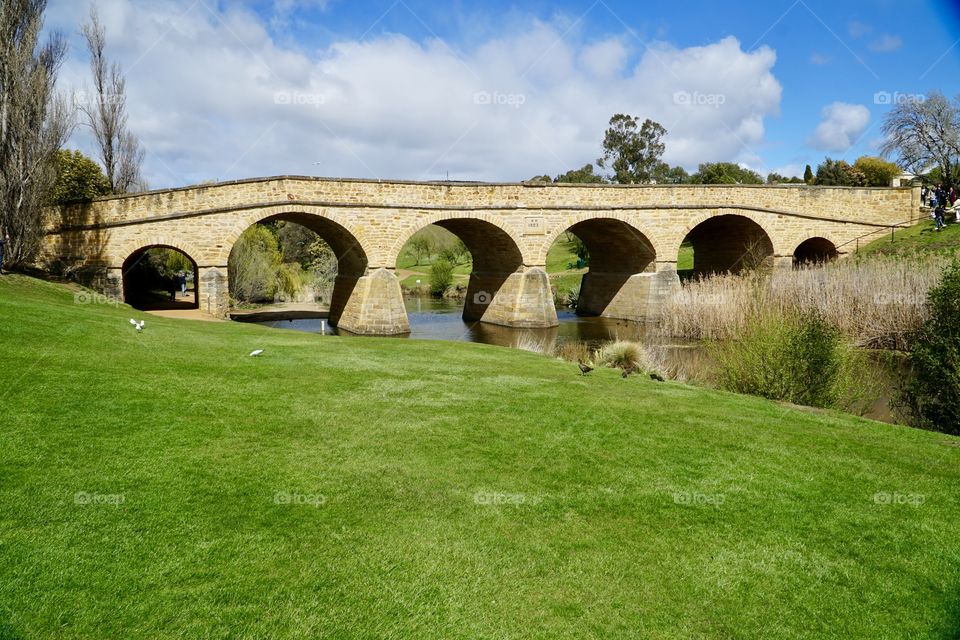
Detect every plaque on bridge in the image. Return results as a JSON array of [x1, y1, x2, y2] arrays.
[[524, 216, 546, 235]]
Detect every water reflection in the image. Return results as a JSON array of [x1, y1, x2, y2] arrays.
[[253, 296, 651, 348]]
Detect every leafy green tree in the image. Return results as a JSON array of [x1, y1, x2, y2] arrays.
[[690, 162, 763, 185], [555, 164, 606, 184], [804, 164, 814, 184], [526, 174, 553, 183], [163, 249, 192, 274], [229, 225, 283, 302], [652, 162, 690, 184], [597, 114, 667, 184], [900, 261, 960, 433], [925, 165, 960, 186], [429, 257, 454, 296], [408, 235, 433, 266], [49, 149, 111, 203], [815, 158, 866, 186], [853, 156, 901, 187], [440, 238, 470, 265]]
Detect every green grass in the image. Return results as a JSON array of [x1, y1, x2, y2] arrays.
[[857, 217, 960, 258], [545, 235, 586, 294], [2, 274, 960, 639]]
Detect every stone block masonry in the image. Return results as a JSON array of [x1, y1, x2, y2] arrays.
[[40, 176, 920, 334]]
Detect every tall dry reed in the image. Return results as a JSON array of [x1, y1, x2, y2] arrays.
[[658, 255, 949, 350]]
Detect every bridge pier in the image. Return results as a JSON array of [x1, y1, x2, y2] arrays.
[[197, 267, 230, 317], [336, 268, 410, 335], [577, 262, 679, 323], [465, 266, 559, 329]]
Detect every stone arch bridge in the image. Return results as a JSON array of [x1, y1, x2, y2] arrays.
[[42, 176, 920, 335]]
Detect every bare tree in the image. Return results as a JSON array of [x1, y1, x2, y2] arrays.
[[880, 92, 960, 188], [0, 0, 72, 268], [80, 5, 143, 194]]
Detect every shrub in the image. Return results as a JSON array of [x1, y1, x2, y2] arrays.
[[900, 261, 960, 433], [714, 310, 876, 412], [229, 225, 282, 303], [275, 263, 305, 302], [596, 340, 643, 372], [429, 258, 455, 296], [552, 339, 593, 365]]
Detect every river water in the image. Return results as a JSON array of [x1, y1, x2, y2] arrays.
[[253, 296, 647, 347]]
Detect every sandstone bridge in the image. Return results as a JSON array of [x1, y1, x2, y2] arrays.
[[42, 176, 921, 335]]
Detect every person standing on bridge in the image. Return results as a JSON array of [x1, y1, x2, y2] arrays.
[[178, 271, 187, 298]]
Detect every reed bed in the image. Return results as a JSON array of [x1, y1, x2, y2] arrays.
[[658, 256, 949, 350]]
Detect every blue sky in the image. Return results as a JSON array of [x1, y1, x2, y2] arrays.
[[48, 0, 960, 186]]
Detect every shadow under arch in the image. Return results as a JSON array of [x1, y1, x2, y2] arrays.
[[230, 211, 369, 327], [401, 218, 525, 323], [547, 218, 657, 317], [122, 244, 199, 311], [793, 237, 839, 266], [681, 214, 775, 278]]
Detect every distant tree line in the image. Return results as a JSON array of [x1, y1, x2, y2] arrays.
[[531, 97, 956, 189]]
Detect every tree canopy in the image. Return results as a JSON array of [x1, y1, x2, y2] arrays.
[[49, 149, 111, 203], [597, 114, 667, 184], [880, 91, 960, 189], [690, 162, 763, 185]]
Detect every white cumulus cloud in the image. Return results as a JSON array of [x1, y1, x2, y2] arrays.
[[48, 1, 784, 187], [807, 102, 870, 152]]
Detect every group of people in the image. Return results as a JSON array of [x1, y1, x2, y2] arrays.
[[922, 184, 959, 231]]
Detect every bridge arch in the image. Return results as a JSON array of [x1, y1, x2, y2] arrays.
[[221, 206, 373, 327], [793, 236, 839, 266], [121, 244, 199, 310], [391, 215, 530, 324], [386, 213, 526, 271], [676, 211, 776, 278], [540, 216, 658, 318]]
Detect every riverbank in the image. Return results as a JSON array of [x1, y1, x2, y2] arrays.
[[3, 273, 958, 638]]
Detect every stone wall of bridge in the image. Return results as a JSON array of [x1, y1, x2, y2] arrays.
[[40, 176, 921, 334]]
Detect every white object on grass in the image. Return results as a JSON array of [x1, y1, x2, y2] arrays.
[[129, 319, 145, 332], [249, 349, 264, 357]]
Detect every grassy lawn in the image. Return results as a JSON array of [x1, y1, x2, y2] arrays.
[[396, 256, 472, 289], [857, 217, 960, 258], [546, 235, 586, 294], [2, 274, 960, 638]]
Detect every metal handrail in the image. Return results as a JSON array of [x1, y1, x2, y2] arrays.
[[837, 211, 928, 253]]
